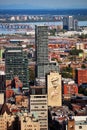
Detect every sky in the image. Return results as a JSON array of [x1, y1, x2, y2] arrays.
[[0, 0, 87, 9]]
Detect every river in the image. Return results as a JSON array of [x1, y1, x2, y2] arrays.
[[0, 21, 87, 34]]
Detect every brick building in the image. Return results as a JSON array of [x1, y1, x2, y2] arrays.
[[75, 68, 87, 85], [63, 83, 78, 95]]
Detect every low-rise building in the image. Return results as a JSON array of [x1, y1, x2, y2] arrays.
[[67, 116, 87, 130], [0, 103, 40, 130]]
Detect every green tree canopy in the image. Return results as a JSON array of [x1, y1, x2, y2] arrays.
[[69, 48, 83, 56], [61, 66, 73, 78]]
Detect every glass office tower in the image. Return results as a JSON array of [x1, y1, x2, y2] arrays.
[[5, 46, 29, 89], [63, 16, 74, 31], [35, 25, 59, 78]]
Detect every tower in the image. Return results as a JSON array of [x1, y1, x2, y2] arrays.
[[35, 25, 59, 78], [35, 25, 49, 78], [63, 16, 74, 31], [5, 46, 29, 89], [68, 16, 74, 31], [74, 19, 78, 31], [63, 16, 69, 30]]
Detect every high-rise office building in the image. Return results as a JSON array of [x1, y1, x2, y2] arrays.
[[35, 25, 48, 78], [63, 16, 69, 30], [74, 19, 78, 31], [5, 46, 29, 89], [35, 25, 59, 78], [63, 16, 78, 31], [68, 16, 74, 31]]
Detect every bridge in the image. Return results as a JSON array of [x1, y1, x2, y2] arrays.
[[0, 23, 32, 29]]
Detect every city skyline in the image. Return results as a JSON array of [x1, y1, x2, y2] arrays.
[[0, 0, 87, 9]]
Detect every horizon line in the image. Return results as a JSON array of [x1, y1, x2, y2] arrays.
[[0, 8, 87, 10]]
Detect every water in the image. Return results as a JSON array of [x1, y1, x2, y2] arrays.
[[0, 21, 87, 35], [0, 9, 87, 34], [78, 21, 87, 26], [0, 9, 87, 15]]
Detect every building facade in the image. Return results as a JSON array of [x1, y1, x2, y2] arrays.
[[63, 83, 78, 95], [20, 113, 40, 130], [30, 86, 48, 130], [0, 71, 5, 93], [47, 72, 62, 107], [75, 68, 87, 85], [35, 25, 49, 78], [67, 116, 87, 130], [35, 25, 59, 78], [5, 46, 29, 89], [0, 104, 40, 130], [63, 16, 78, 31]]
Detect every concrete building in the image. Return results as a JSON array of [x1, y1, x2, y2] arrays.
[[0, 48, 4, 59], [5, 46, 29, 89], [67, 116, 87, 130], [0, 93, 4, 104], [76, 43, 84, 50], [47, 71, 62, 107], [30, 86, 48, 130]]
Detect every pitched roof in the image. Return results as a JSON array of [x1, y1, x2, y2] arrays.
[[0, 103, 11, 115]]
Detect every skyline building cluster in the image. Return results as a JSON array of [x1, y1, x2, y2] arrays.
[[0, 23, 87, 130], [63, 16, 78, 31], [0, 25, 62, 130]]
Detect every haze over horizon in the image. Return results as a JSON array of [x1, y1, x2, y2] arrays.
[[0, 0, 87, 9]]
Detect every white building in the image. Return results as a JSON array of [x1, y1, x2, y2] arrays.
[[30, 93, 48, 130]]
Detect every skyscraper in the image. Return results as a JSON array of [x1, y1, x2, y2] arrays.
[[63, 16, 77, 31], [5, 46, 29, 89], [63, 16, 69, 30], [74, 19, 78, 31], [68, 16, 74, 30], [35, 25, 49, 78], [35, 25, 59, 78]]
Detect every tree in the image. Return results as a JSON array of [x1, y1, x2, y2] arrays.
[[61, 67, 73, 78], [81, 64, 86, 69], [78, 33, 87, 39], [49, 29, 56, 36], [69, 48, 83, 56]]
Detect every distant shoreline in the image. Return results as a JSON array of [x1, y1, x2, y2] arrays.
[[0, 9, 87, 15]]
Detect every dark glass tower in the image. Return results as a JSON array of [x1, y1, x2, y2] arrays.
[[35, 25, 49, 78], [63, 16, 74, 31], [5, 46, 29, 89], [35, 25, 59, 78]]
